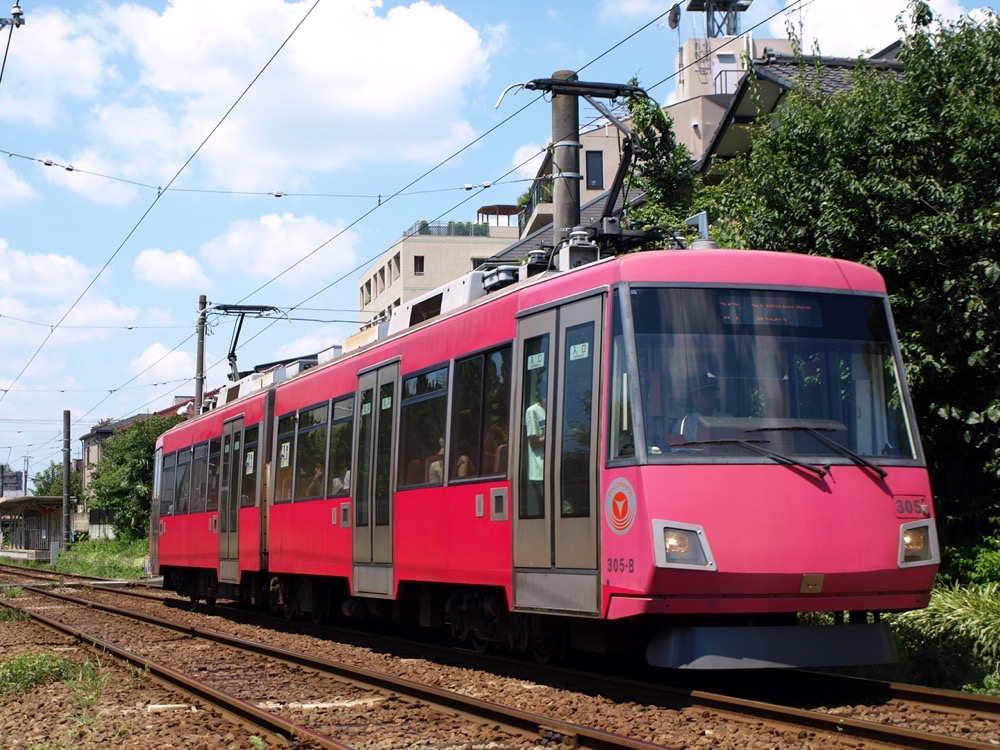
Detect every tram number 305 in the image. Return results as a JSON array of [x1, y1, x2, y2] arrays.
[[607, 557, 635, 573]]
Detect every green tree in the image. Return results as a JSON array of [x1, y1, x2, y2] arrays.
[[86, 414, 184, 541], [622, 83, 695, 237], [707, 2, 1000, 573], [31, 462, 83, 498]]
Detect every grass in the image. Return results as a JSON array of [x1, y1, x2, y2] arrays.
[[0, 652, 81, 697], [885, 583, 1000, 694], [51, 538, 149, 579]]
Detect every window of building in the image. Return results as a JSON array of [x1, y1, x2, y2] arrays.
[[414, 255, 425, 275], [586, 150, 604, 190]]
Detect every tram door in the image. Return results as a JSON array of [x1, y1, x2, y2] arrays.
[[150, 447, 162, 574], [218, 417, 243, 584], [352, 361, 398, 597], [513, 295, 602, 614]]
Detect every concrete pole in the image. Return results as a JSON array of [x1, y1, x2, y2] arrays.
[[195, 294, 206, 414], [62, 410, 71, 546], [551, 69, 581, 251]]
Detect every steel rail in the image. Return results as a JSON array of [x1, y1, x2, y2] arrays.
[[14, 586, 669, 750], [0, 597, 347, 750]]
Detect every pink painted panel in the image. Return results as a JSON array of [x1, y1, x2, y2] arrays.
[[268, 499, 352, 577], [158, 512, 216, 569], [393, 482, 511, 590]]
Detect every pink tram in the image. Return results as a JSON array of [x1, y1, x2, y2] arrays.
[[150, 248, 939, 668]]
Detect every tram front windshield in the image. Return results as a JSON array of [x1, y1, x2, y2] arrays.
[[609, 287, 919, 464]]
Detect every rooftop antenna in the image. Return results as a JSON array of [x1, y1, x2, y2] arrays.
[[667, 3, 681, 29], [685, 0, 752, 37]]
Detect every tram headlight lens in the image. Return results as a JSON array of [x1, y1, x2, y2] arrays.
[[652, 521, 716, 569], [663, 528, 707, 566], [898, 521, 938, 567], [902, 526, 929, 562]]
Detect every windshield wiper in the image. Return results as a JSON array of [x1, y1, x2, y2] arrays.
[[674, 438, 827, 480], [748, 426, 887, 479]]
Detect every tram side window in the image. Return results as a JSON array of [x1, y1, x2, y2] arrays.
[[241, 426, 259, 508], [520, 334, 549, 520], [295, 403, 329, 500], [160, 452, 176, 516], [328, 397, 354, 496], [561, 322, 595, 517], [275, 414, 296, 503], [609, 290, 635, 460], [450, 345, 512, 479], [452, 357, 483, 477], [190, 443, 208, 514], [398, 366, 448, 487], [206, 437, 221, 512], [175, 449, 191, 515]]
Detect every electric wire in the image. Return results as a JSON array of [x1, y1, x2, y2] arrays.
[[10, 2, 664, 464], [0, 0, 324, 410], [0, 147, 535, 201], [10, 1, 728, 470]]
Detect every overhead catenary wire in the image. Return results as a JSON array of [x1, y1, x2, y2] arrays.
[[0, 0, 324, 410], [7, 3, 685, 462], [13, 1, 808, 466], [0, 147, 534, 202]]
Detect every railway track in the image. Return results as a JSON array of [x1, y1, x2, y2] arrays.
[[2, 577, 998, 749], [2, 584, 663, 749]]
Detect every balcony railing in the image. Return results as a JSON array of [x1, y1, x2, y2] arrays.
[[518, 178, 553, 234], [404, 219, 493, 238]]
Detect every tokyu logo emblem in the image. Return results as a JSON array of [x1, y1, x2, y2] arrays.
[[605, 478, 636, 535]]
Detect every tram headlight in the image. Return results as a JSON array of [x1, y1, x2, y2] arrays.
[[898, 521, 939, 567], [652, 521, 716, 570]]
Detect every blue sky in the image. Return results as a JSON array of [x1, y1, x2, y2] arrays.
[[0, 0, 992, 478]]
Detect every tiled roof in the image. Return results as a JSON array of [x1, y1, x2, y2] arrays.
[[697, 52, 904, 174]]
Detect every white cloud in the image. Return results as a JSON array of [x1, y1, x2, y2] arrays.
[[0, 239, 91, 298], [513, 143, 546, 180], [108, 0, 494, 188], [130, 342, 195, 382], [134, 249, 210, 290], [764, 0, 970, 57], [598, 0, 670, 22], [0, 7, 111, 128], [57, 299, 143, 344], [0, 160, 36, 202], [36, 147, 144, 206], [200, 212, 361, 289], [275, 326, 353, 360]]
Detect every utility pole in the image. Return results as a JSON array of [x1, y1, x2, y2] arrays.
[[62, 410, 71, 546], [0, 4, 25, 90], [0, 3, 24, 29], [195, 294, 206, 414], [549, 69, 581, 254]]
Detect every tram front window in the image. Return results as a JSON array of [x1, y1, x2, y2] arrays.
[[624, 287, 918, 464]]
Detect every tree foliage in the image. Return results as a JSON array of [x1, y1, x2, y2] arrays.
[[708, 2, 1000, 562], [622, 83, 695, 236], [31, 462, 83, 499], [86, 414, 184, 542]]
